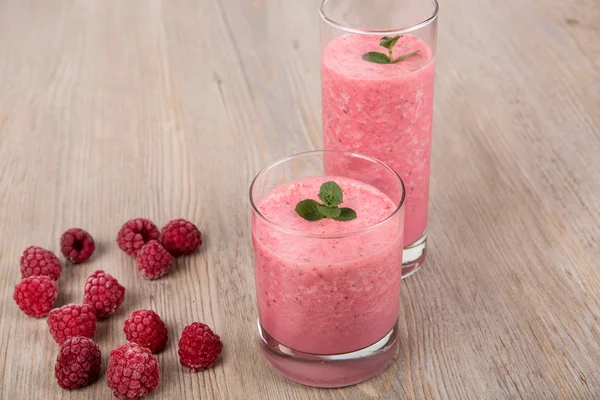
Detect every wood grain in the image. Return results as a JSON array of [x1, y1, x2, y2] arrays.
[[0, 0, 599, 399]]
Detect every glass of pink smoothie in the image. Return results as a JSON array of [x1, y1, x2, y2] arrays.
[[250, 150, 405, 388], [320, 0, 438, 278]]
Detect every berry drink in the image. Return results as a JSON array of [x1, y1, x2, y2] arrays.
[[322, 34, 434, 248], [251, 151, 405, 388]]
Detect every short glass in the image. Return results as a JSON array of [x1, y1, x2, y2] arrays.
[[320, 0, 439, 277], [250, 150, 405, 388]]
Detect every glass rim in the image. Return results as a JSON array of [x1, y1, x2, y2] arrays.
[[249, 150, 406, 239], [319, 0, 439, 36]]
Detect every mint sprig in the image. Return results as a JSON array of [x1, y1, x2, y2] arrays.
[[295, 181, 357, 222], [362, 35, 420, 64]]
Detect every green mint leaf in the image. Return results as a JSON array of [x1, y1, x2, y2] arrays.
[[295, 181, 356, 223], [362, 52, 391, 64], [318, 181, 344, 207], [380, 35, 402, 51], [295, 199, 326, 221], [317, 204, 342, 218], [332, 208, 357, 221], [392, 50, 420, 63]]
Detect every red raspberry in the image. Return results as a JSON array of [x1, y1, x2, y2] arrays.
[[48, 304, 97, 345], [83, 270, 126, 318], [160, 219, 202, 256], [60, 228, 95, 263], [178, 322, 223, 371], [117, 218, 160, 256], [124, 310, 168, 353], [136, 240, 173, 280], [54, 337, 102, 389], [20, 246, 62, 280], [107, 343, 160, 399], [13, 276, 58, 317]]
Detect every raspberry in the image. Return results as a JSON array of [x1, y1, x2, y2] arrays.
[[60, 228, 95, 263], [48, 304, 97, 345], [13, 276, 58, 317], [54, 337, 102, 389], [136, 240, 173, 280], [160, 219, 202, 256], [107, 343, 160, 399], [20, 246, 62, 280], [178, 322, 223, 371], [83, 270, 126, 318], [117, 218, 160, 256], [124, 310, 168, 353]]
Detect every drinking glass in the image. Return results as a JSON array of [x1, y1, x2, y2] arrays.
[[250, 150, 405, 387], [320, 0, 438, 277]]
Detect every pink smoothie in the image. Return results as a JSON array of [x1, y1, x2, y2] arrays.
[[252, 176, 403, 355], [322, 34, 435, 246]]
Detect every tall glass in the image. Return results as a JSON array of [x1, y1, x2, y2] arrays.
[[320, 0, 438, 277], [250, 150, 405, 387]]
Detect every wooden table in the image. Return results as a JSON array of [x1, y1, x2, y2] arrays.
[[1, 0, 599, 399]]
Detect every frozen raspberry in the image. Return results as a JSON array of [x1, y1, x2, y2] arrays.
[[13, 276, 58, 317], [136, 240, 174, 280], [48, 304, 97, 345], [54, 337, 102, 389], [124, 310, 168, 353], [178, 322, 223, 371], [160, 219, 202, 256], [117, 218, 160, 256], [60, 228, 95, 263], [83, 270, 125, 318], [107, 343, 160, 399], [20, 246, 62, 280]]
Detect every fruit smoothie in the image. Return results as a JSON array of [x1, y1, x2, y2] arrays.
[[252, 176, 403, 355], [322, 34, 435, 246]]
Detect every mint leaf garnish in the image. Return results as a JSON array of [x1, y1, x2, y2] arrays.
[[318, 181, 343, 207], [380, 36, 401, 54], [363, 35, 419, 65], [362, 52, 391, 64], [317, 204, 342, 218], [295, 199, 326, 221], [295, 181, 357, 222], [392, 50, 420, 63], [332, 208, 357, 221]]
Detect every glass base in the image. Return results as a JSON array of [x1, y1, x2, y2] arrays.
[[258, 320, 399, 388], [402, 232, 427, 278]]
